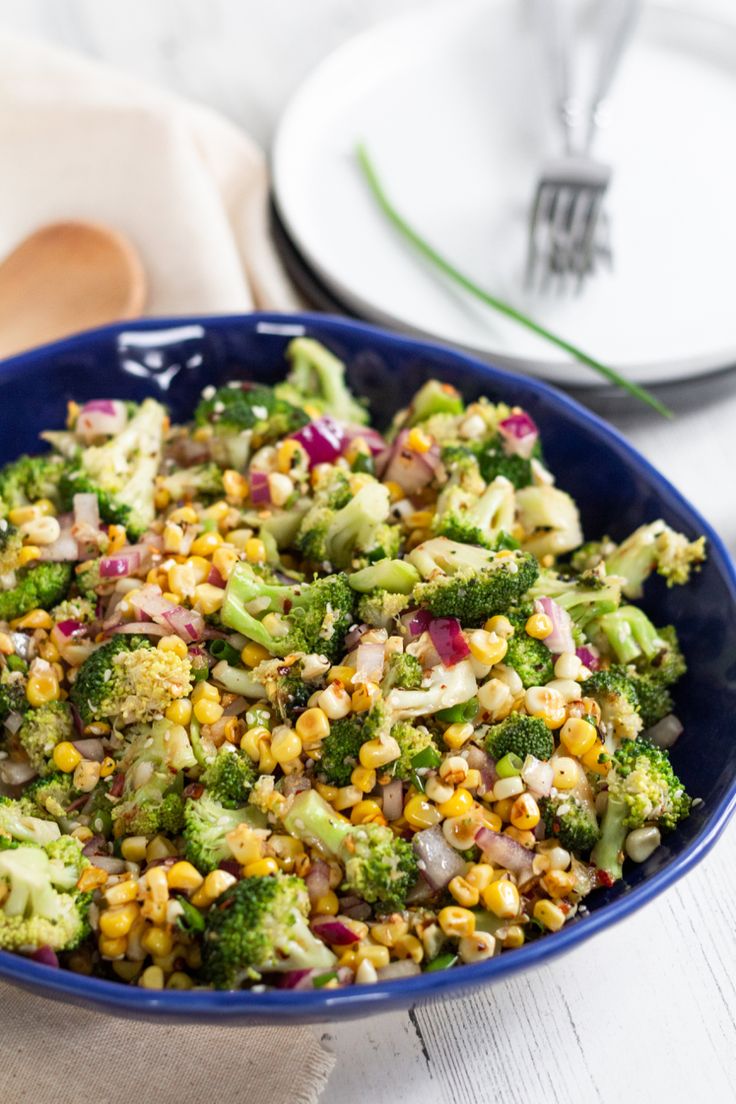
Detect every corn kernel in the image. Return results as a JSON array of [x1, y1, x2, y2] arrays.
[[407, 427, 433, 454], [18, 545, 41, 565], [315, 783, 339, 804], [533, 899, 567, 932], [327, 665, 355, 688], [438, 906, 476, 939], [581, 740, 611, 776], [193, 699, 224, 725], [477, 678, 513, 722], [16, 609, 53, 631], [333, 785, 362, 811], [245, 537, 267, 564], [351, 765, 376, 793], [190, 532, 222, 557], [351, 800, 386, 826], [492, 775, 524, 801], [510, 792, 540, 831], [104, 880, 138, 907], [157, 634, 189, 659], [9, 505, 41, 525], [484, 615, 514, 638], [384, 481, 404, 502], [466, 863, 495, 893], [295, 707, 330, 745], [437, 787, 474, 819], [163, 522, 184, 554], [270, 726, 302, 763], [167, 972, 194, 990], [145, 865, 170, 905], [77, 866, 109, 893], [120, 836, 147, 862], [240, 725, 269, 761], [212, 546, 239, 581], [99, 902, 140, 938], [312, 890, 339, 916], [498, 925, 525, 949], [551, 756, 579, 790], [244, 857, 279, 878], [52, 741, 81, 773], [449, 875, 480, 908], [524, 685, 566, 729], [146, 836, 177, 862], [404, 793, 442, 830], [526, 612, 553, 640], [560, 716, 598, 756], [318, 681, 352, 720], [239, 641, 269, 668], [353, 943, 390, 969], [468, 629, 508, 667], [191, 680, 220, 703], [141, 926, 174, 957], [139, 965, 165, 990], [443, 722, 474, 750], [541, 869, 577, 898], [482, 878, 520, 919], [165, 699, 193, 726], [200, 869, 237, 904], [99, 935, 128, 959], [359, 736, 400, 769], [351, 683, 380, 714]]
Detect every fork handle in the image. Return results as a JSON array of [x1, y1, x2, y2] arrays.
[[584, 0, 641, 150]]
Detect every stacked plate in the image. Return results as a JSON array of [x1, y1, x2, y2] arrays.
[[272, 0, 736, 388]]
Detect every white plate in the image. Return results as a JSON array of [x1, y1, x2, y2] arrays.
[[272, 0, 736, 387]]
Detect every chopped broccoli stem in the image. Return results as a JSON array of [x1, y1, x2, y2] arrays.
[[278, 338, 368, 425], [348, 560, 419, 595]]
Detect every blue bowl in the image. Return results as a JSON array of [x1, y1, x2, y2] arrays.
[[1, 312, 734, 1023]]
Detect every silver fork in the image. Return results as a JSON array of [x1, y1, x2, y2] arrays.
[[525, 0, 641, 290]]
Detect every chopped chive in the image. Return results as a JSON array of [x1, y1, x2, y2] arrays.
[[355, 144, 672, 419]]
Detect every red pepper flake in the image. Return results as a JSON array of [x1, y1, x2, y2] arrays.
[[596, 869, 616, 888]]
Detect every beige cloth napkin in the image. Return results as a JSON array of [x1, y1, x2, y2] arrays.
[[0, 33, 332, 1104], [0, 32, 300, 315]]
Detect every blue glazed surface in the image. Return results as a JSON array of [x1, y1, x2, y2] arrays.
[[0, 312, 734, 1024]]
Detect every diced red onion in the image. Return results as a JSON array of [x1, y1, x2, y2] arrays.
[[340, 901, 372, 921], [336, 966, 354, 985], [576, 645, 600, 671], [355, 641, 385, 683], [344, 623, 369, 651], [56, 619, 84, 638], [341, 425, 387, 456], [82, 835, 107, 856], [376, 960, 421, 981], [0, 759, 36, 785], [412, 824, 466, 890], [76, 400, 128, 441], [133, 584, 205, 643], [379, 429, 440, 494], [107, 622, 169, 637], [207, 565, 226, 588], [381, 779, 403, 822], [521, 756, 555, 797], [464, 745, 497, 796], [289, 416, 347, 467], [311, 918, 361, 946], [218, 859, 241, 879], [109, 773, 125, 798], [498, 412, 539, 459], [644, 714, 683, 749], [534, 597, 575, 656], [305, 859, 331, 905], [279, 969, 316, 990], [475, 826, 534, 886], [30, 946, 60, 969], [4, 711, 23, 735], [71, 738, 105, 762], [88, 855, 127, 875], [99, 548, 143, 578], [428, 618, 470, 667], [400, 608, 432, 638], [222, 696, 248, 717], [249, 470, 271, 504]]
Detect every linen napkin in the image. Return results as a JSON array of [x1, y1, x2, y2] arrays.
[[0, 33, 332, 1104], [0, 32, 300, 317]]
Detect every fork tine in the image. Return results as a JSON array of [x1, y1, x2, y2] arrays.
[[567, 186, 597, 284], [525, 181, 552, 288], [574, 186, 606, 287]]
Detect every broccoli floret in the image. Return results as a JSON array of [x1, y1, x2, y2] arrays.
[[634, 624, 686, 687], [157, 463, 224, 503], [183, 791, 262, 873], [0, 840, 91, 952], [592, 738, 691, 880], [318, 716, 365, 786], [0, 563, 72, 623], [581, 668, 643, 747], [18, 702, 74, 777], [504, 614, 554, 688], [201, 747, 256, 809], [542, 793, 600, 854], [202, 873, 337, 988], [249, 658, 312, 724], [0, 453, 67, 516], [74, 560, 104, 600], [434, 472, 516, 550], [402, 380, 464, 428], [382, 653, 424, 693], [0, 519, 23, 582], [24, 774, 78, 820], [221, 563, 355, 662], [348, 560, 420, 595], [633, 675, 674, 730], [51, 596, 97, 624], [0, 796, 61, 848], [195, 381, 308, 469], [70, 635, 191, 725], [356, 591, 410, 631], [388, 722, 439, 780], [605, 521, 706, 599], [283, 789, 418, 910], [274, 337, 368, 425], [598, 606, 668, 666], [0, 669, 27, 723], [111, 719, 196, 838], [485, 713, 554, 761], [528, 567, 622, 637], [515, 485, 584, 559], [441, 437, 534, 491], [297, 481, 397, 569], [407, 538, 539, 625], [59, 398, 167, 538]]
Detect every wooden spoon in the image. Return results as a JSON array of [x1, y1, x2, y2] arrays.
[[0, 220, 146, 359]]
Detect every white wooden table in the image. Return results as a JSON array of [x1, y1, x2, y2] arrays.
[[1, 2, 735, 1100]]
